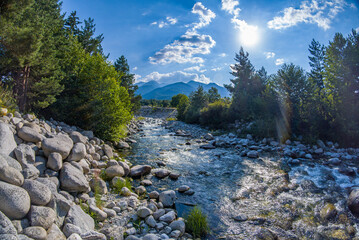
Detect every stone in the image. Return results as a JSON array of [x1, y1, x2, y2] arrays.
[[105, 165, 125, 178], [14, 144, 35, 165], [159, 190, 176, 207], [247, 150, 259, 158], [129, 165, 151, 178], [89, 205, 107, 221], [22, 164, 40, 179], [339, 166, 356, 177], [0, 122, 17, 156], [89, 178, 108, 194], [0, 234, 18, 240], [0, 181, 31, 219], [135, 185, 146, 195], [34, 156, 47, 175], [0, 154, 22, 171], [69, 131, 88, 144], [23, 226, 47, 240], [233, 214, 248, 222], [121, 187, 132, 196], [204, 133, 214, 140], [153, 209, 165, 220], [178, 185, 190, 193], [103, 208, 116, 218], [102, 144, 113, 158], [145, 215, 157, 228], [118, 161, 130, 176], [47, 152, 63, 171], [67, 143, 86, 162], [348, 189, 359, 216], [81, 231, 107, 240], [141, 179, 152, 186], [64, 205, 94, 233], [82, 130, 94, 139], [18, 126, 43, 143], [169, 172, 180, 180], [29, 206, 56, 230], [59, 163, 90, 193], [46, 223, 66, 240], [200, 144, 215, 150], [169, 220, 185, 235], [143, 234, 159, 240], [149, 191, 159, 199], [42, 134, 73, 159], [63, 223, 82, 237], [159, 211, 176, 223], [0, 164, 24, 186], [170, 230, 181, 238], [153, 168, 171, 178], [184, 189, 195, 195], [0, 211, 17, 234], [78, 159, 90, 174], [328, 158, 341, 165], [67, 233, 82, 240], [115, 141, 130, 149], [320, 203, 337, 221], [22, 179, 52, 206], [137, 207, 152, 218]]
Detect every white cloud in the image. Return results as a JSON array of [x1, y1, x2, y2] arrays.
[[268, 0, 347, 30], [134, 74, 142, 81], [219, 53, 227, 57], [184, 66, 207, 73], [356, 27, 359, 32], [133, 66, 138, 71], [137, 71, 211, 84], [221, 0, 241, 16], [149, 3, 216, 65], [151, 17, 178, 28], [275, 58, 285, 65], [264, 52, 275, 59], [211, 67, 222, 71]]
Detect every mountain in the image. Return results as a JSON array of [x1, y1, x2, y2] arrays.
[[136, 81, 230, 100]]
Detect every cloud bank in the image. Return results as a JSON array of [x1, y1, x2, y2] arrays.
[[138, 71, 211, 84]]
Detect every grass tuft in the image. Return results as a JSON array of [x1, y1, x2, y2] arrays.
[[185, 206, 210, 238], [112, 177, 133, 194]]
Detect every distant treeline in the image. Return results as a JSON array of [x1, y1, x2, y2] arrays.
[[0, 0, 141, 141], [173, 31, 359, 147]]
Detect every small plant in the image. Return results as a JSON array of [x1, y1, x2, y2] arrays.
[[94, 183, 105, 209], [79, 199, 90, 214], [136, 116, 145, 121], [0, 83, 17, 114], [99, 169, 111, 182], [112, 177, 133, 194], [166, 117, 176, 121], [185, 206, 210, 238]]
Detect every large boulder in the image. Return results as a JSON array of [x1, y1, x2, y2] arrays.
[[0, 164, 24, 186], [59, 163, 90, 193], [0, 211, 17, 234], [22, 179, 52, 206], [17, 126, 43, 143], [14, 144, 35, 165], [118, 161, 130, 176], [159, 190, 176, 208], [46, 223, 66, 240], [105, 165, 124, 178], [29, 206, 56, 230], [169, 220, 186, 236], [348, 189, 359, 216], [42, 135, 73, 159], [102, 144, 113, 158], [0, 154, 22, 171], [64, 205, 95, 233], [69, 131, 87, 144], [47, 152, 63, 171], [67, 143, 86, 162], [0, 181, 31, 219], [0, 122, 17, 156], [23, 226, 47, 240], [129, 165, 151, 178], [153, 168, 171, 178], [89, 178, 107, 194]]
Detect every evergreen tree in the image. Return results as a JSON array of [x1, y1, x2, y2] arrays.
[[207, 87, 220, 103], [185, 86, 208, 123]]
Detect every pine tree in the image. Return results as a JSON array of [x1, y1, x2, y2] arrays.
[[207, 87, 220, 103]]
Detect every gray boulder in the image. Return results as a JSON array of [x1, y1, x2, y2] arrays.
[[102, 144, 113, 158], [137, 207, 152, 218], [0, 154, 22, 171], [89, 205, 107, 222], [67, 143, 86, 162], [0, 211, 17, 234], [29, 206, 56, 230], [143, 234, 159, 240], [0, 161, 24, 186], [64, 205, 94, 233], [22, 179, 52, 206], [0, 122, 17, 156], [14, 144, 35, 165], [348, 189, 359, 216], [47, 152, 62, 171], [46, 223, 66, 240], [23, 226, 47, 240], [247, 150, 259, 158], [63, 223, 82, 238], [115, 141, 130, 149], [69, 131, 88, 144], [42, 134, 73, 159], [18, 126, 43, 143], [89, 178, 107, 194], [0, 181, 31, 219], [59, 163, 90, 193], [118, 161, 130, 176], [81, 231, 107, 240], [129, 165, 151, 178], [153, 168, 171, 178], [169, 220, 185, 236], [105, 165, 124, 178], [159, 211, 176, 223], [159, 190, 176, 207]]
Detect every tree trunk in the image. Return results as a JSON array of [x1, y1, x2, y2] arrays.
[[18, 65, 30, 112]]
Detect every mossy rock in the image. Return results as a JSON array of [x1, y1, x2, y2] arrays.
[[320, 203, 337, 221]]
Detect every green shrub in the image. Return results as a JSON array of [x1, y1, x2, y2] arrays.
[[166, 117, 176, 121], [185, 206, 209, 238], [94, 184, 104, 209], [0, 84, 17, 114], [199, 100, 230, 128], [112, 177, 132, 194]]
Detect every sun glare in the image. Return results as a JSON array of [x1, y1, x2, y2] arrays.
[[239, 26, 260, 47]]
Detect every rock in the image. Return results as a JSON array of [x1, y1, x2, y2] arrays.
[[23, 226, 47, 240], [0, 163, 24, 186], [129, 165, 151, 178], [64, 205, 95, 233], [178, 185, 190, 193], [170, 230, 181, 238], [42, 134, 73, 159], [0, 181, 31, 219], [348, 189, 359, 216], [169, 172, 180, 180], [63, 223, 82, 237], [102, 144, 113, 158], [0, 122, 17, 156], [82, 130, 94, 139], [34, 156, 47, 175], [18, 126, 43, 143], [0, 154, 22, 171], [320, 203, 337, 221], [102, 208, 116, 218], [204, 133, 214, 140], [159, 211, 176, 223], [59, 163, 90, 193], [46, 223, 66, 240], [135, 185, 146, 195], [115, 141, 130, 149], [159, 190, 176, 207], [153, 209, 165, 220], [143, 234, 159, 240], [121, 187, 131, 196], [22, 164, 40, 179], [22, 179, 52, 206], [81, 231, 107, 240], [339, 166, 356, 177], [254, 228, 277, 240], [141, 179, 152, 186], [233, 214, 248, 222], [47, 152, 63, 171], [314, 148, 324, 154], [184, 189, 195, 195], [153, 168, 171, 178], [169, 220, 185, 235], [105, 165, 124, 178], [328, 158, 341, 165], [118, 161, 130, 177], [67, 143, 86, 162], [14, 144, 35, 165], [29, 206, 56, 230], [89, 205, 107, 222], [146, 215, 156, 228], [89, 178, 107, 194], [137, 207, 152, 218], [67, 233, 82, 240], [200, 144, 215, 150], [0, 211, 17, 234], [247, 150, 259, 158], [69, 131, 87, 144], [149, 191, 159, 199]]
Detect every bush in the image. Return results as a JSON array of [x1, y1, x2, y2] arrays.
[[0, 84, 17, 114], [185, 206, 209, 238], [199, 100, 230, 128], [112, 177, 132, 194]]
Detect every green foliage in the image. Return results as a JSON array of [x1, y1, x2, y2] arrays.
[[171, 93, 187, 107], [166, 117, 176, 121], [99, 170, 111, 182], [112, 177, 132, 194], [94, 183, 104, 209], [185, 206, 210, 238], [185, 86, 208, 123], [207, 87, 221, 103], [0, 84, 17, 113], [199, 100, 230, 128], [176, 94, 189, 121]]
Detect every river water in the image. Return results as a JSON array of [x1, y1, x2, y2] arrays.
[[124, 118, 359, 239]]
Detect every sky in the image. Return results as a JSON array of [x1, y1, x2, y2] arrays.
[[61, 0, 359, 86]]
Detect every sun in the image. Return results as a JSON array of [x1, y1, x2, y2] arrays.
[[239, 25, 260, 47]]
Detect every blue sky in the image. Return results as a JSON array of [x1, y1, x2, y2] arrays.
[[61, 0, 359, 86]]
